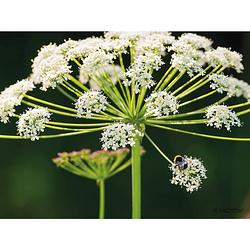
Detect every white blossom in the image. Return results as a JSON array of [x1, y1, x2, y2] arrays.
[[169, 155, 207, 193], [0, 79, 35, 123], [31, 43, 72, 91], [124, 51, 163, 93], [177, 33, 212, 50], [100, 123, 143, 150], [81, 50, 116, 75], [168, 33, 211, 76], [205, 104, 241, 131], [145, 91, 179, 117], [135, 32, 175, 56], [205, 47, 244, 73], [17, 107, 51, 141], [75, 90, 108, 118], [209, 74, 250, 99], [170, 52, 205, 77], [59, 37, 104, 60], [58, 39, 80, 60]]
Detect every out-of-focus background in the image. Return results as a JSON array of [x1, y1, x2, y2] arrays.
[[0, 32, 249, 218]]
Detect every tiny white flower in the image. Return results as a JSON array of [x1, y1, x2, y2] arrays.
[[205, 104, 241, 131], [145, 91, 179, 117], [17, 107, 51, 141], [0, 79, 35, 123], [169, 155, 207, 193], [100, 123, 143, 150], [31, 43, 72, 91], [75, 90, 108, 118], [205, 47, 244, 73]]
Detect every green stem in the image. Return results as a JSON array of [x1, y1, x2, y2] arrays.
[[131, 137, 141, 219], [99, 179, 105, 219], [56, 85, 76, 101], [0, 127, 106, 140], [66, 74, 89, 91], [147, 123, 250, 142], [145, 133, 173, 164], [24, 94, 77, 113]]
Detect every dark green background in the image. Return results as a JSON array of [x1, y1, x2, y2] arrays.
[[0, 32, 249, 218]]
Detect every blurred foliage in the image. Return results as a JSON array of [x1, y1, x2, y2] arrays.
[[0, 32, 249, 218]]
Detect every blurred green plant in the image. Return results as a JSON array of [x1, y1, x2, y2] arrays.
[[52, 148, 132, 218]]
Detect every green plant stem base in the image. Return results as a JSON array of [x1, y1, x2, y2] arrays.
[[132, 137, 141, 219], [99, 179, 105, 219]]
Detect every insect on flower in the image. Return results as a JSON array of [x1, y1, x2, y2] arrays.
[[174, 155, 188, 170]]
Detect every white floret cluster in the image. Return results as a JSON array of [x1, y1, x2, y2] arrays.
[[100, 123, 143, 150], [0, 79, 35, 123], [145, 91, 179, 117], [205, 104, 241, 131], [169, 155, 207, 193], [31, 43, 72, 91], [124, 51, 164, 93], [168, 33, 212, 76], [135, 32, 175, 56], [205, 47, 244, 73], [75, 90, 108, 118], [209, 74, 250, 100], [17, 107, 51, 141]]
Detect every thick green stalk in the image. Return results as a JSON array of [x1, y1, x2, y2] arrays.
[[131, 137, 141, 219], [99, 179, 105, 219]]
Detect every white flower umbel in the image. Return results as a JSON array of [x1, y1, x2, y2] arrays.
[[17, 107, 51, 141], [177, 33, 212, 51], [210, 74, 250, 99], [205, 105, 241, 131], [145, 91, 179, 118], [100, 123, 143, 150], [58, 37, 104, 61], [31, 43, 72, 91], [58, 39, 80, 60], [75, 90, 108, 118], [169, 155, 207, 193], [205, 47, 244, 73], [209, 73, 229, 94], [0, 79, 35, 123], [135, 32, 175, 56], [81, 50, 116, 75], [124, 51, 163, 93], [168, 33, 212, 77]]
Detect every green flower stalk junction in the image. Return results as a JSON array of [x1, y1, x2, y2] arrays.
[[0, 32, 250, 218]]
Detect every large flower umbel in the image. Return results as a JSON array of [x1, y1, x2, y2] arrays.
[[1, 32, 250, 218]]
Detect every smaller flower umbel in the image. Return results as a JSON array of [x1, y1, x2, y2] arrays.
[[75, 90, 108, 118], [17, 107, 51, 141], [52, 148, 135, 219], [170, 155, 207, 193]]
